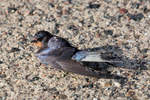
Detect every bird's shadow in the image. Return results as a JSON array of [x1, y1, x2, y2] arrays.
[[81, 45, 148, 81]]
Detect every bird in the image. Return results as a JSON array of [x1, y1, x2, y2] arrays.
[[31, 30, 123, 79]]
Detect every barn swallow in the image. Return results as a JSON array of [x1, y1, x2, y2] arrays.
[[31, 31, 123, 78]]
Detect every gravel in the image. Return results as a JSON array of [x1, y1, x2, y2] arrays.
[[0, 0, 150, 100]]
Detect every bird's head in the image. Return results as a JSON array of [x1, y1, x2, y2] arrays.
[[31, 30, 53, 48]]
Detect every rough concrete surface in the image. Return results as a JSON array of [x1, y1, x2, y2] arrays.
[[0, 0, 150, 100]]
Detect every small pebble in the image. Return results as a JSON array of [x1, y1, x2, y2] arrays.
[[9, 47, 20, 52], [68, 25, 78, 31], [8, 7, 17, 13], [0, 61, 3, 64], [48, 87, 58, 93], [119, 8, 128, 14], [104, 30, 113, 36], [113, 81, 121, 87], [85, 78, 89, 82], [0, 74, 6, 78], [126, 90, 135, 97], [26, 75, 40, 82], [104, 0, 112, 3], [82, 84, 94, 88], [143, 7, 150, 14], [58, 94, 67, 99], [48, 3, 55, 8], [104, 82, 112, 87], [127, 13, 144, 21], [93, 98, 98, 100], [95, 33, 101, 38], [131, 3, 140, 9], [148, 13, 150, 18], [31, 76, 40, 81], [0, 1, 150, 100], [87, 3, 100, 9]]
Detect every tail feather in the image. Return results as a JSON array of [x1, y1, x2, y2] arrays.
[[72, 51, 123, 63]]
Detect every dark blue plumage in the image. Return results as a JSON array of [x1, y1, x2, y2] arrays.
[[32, 31, 122, 78]]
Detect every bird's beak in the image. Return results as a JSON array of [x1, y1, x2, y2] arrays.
[[31, 37, 38, 43], [31, 37, 43, 48]]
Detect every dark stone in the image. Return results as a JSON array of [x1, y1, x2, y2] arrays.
[[67, 0, 72, 4], [41, 82, 46, 87], [141, 48, 148, 53], [68, 25, 78, 31], [69, 87, 76, 91], [85, 78, 89, 82], [26, 75, 40, 82], [143, 6, 150, 13], [147, 94, 150, 98], [119, 8, 128, 14], [87, 3, 100, 9], [10, 47, 20, 52], [7, 32, 12, 35], [48, 3, 55, 8], [82, 84, 94, 88], [131, 3, 140, 9], [8, 7, 17, 13], [127, 13, 144, 21], [0, 61, 3, 64], [0, 74, 6, 78], [31, 76, 40, 81], [104, 0, 112, 3], [104, 30, 113, 36], [18, 16, 24, 22], [45, 15, 56, 22], [88, 84, 94, 88], [58, 94, 67, 99], [48, 87, 57, 93], [53, 23, 60, 34], [29, 9, 35, 15]]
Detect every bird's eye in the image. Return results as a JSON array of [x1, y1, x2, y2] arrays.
[[36, 33, 44, 39]]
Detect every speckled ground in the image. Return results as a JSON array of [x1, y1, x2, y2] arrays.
[[0, 0, 150, 100]]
